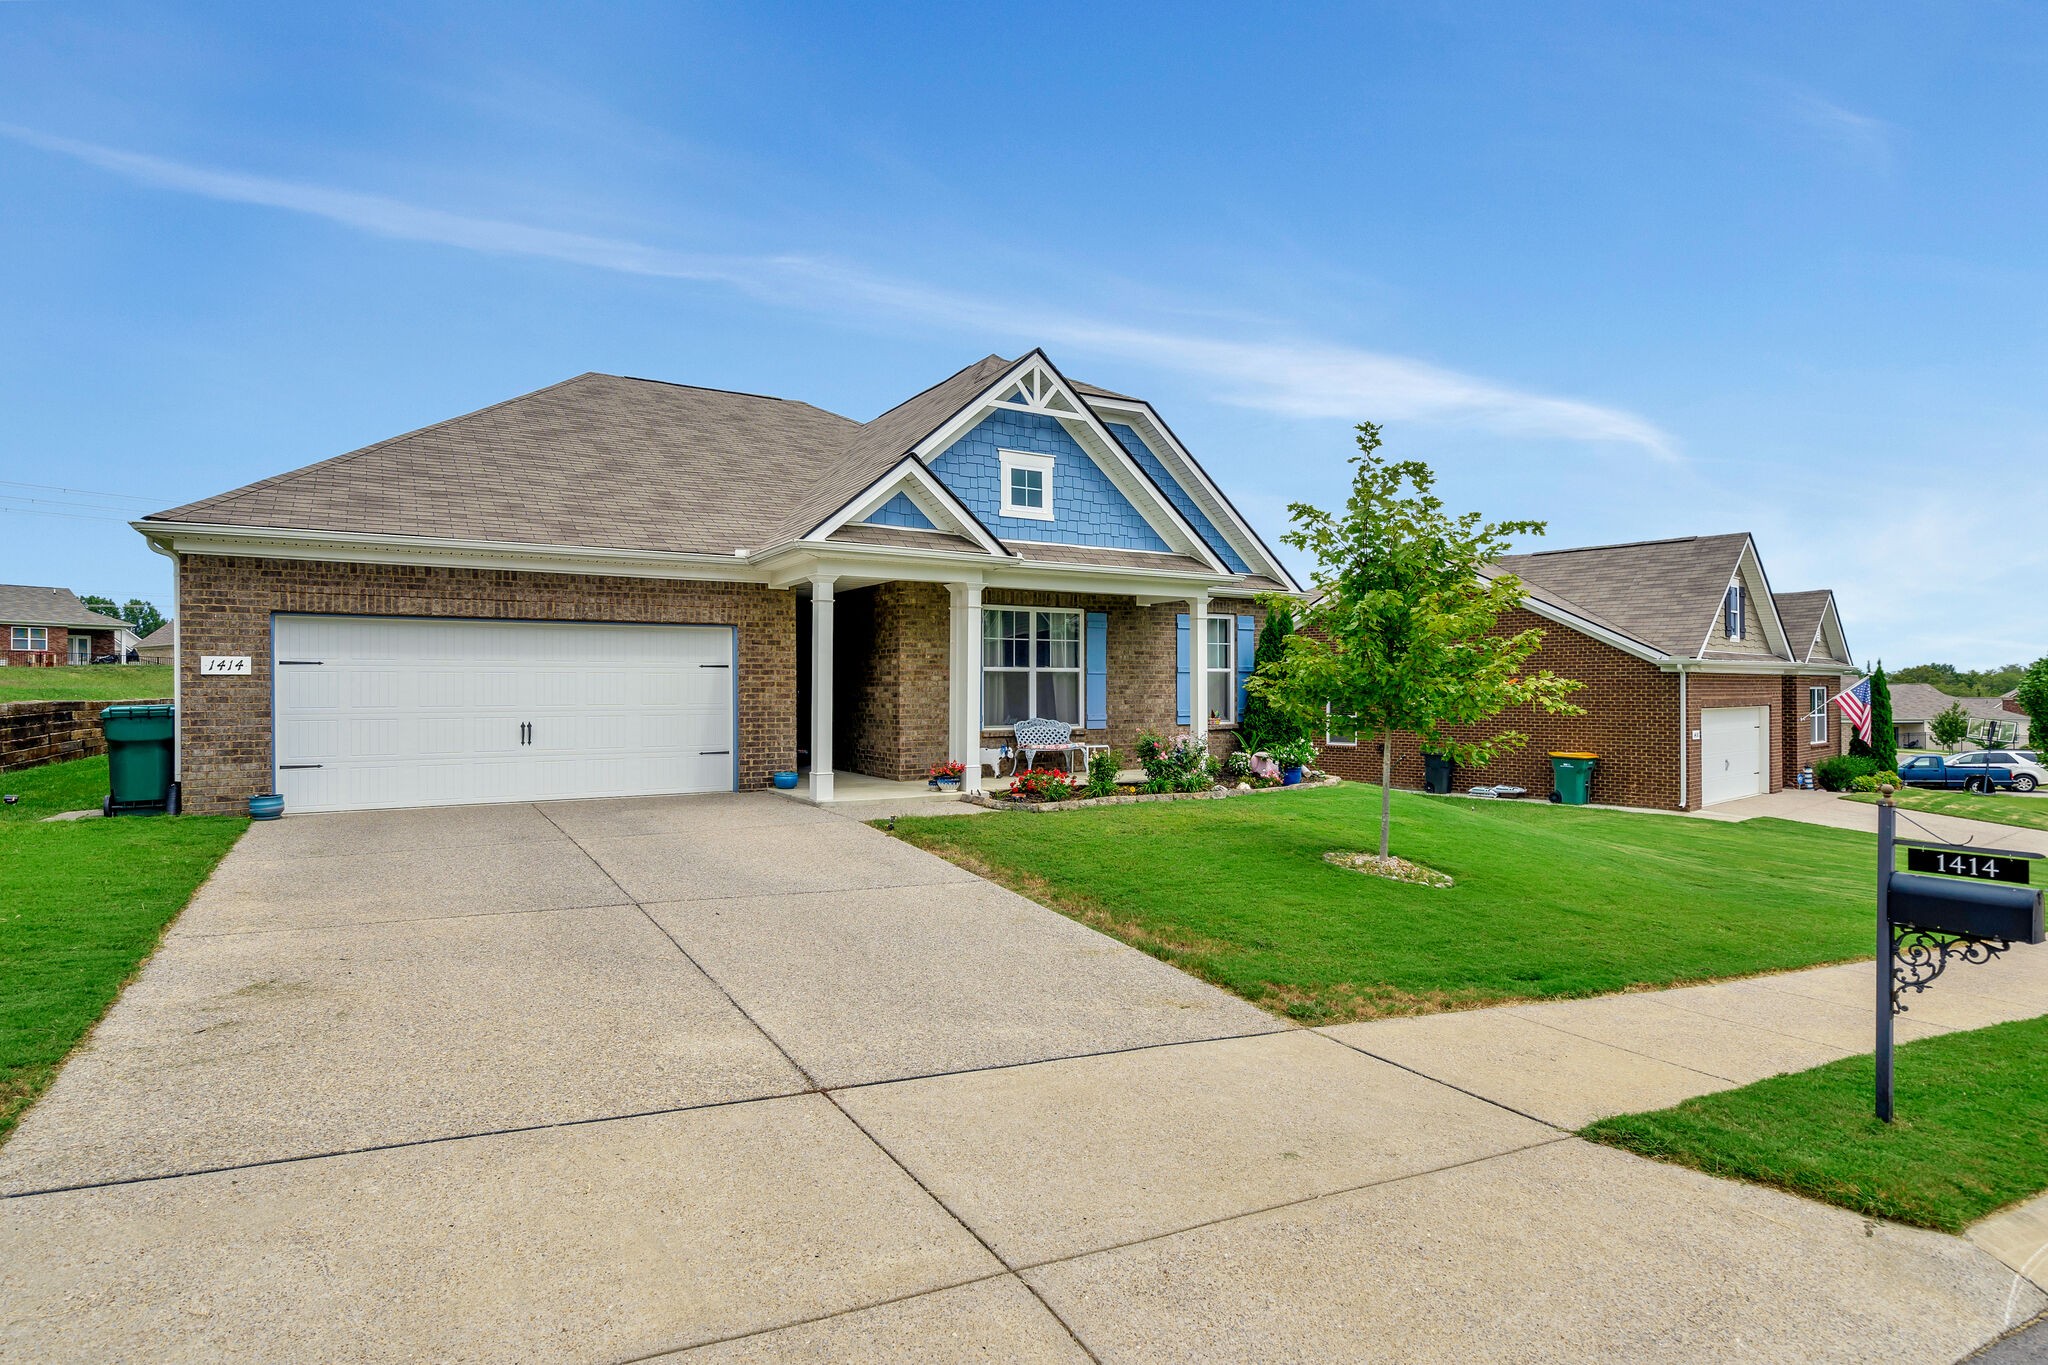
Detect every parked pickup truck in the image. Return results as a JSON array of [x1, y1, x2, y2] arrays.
[[1896, 754, 2016, 792]]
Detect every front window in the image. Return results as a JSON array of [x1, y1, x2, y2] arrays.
[[998, 450, 1054, 521], [10, 626, 48, 652], [983, 608, 1081, 726], [1325, 701, 1357, 746], [1809, 686, 1827, 743], [1206, 617, 1236, 723]]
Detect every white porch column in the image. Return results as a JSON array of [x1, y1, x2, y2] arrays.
[[809, 575, 836, 803], [949, 582, 985, 793], [1188, 595, 1209, 745]]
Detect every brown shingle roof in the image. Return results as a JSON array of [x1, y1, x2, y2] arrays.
[[826, 524, 987, 554], [1771, 590, 1850, 664], [1495, 534, 1752, 658], [1886, 684, 2021, 725], [1003, 542, 1216, 574], [0, 584, 128, 630]]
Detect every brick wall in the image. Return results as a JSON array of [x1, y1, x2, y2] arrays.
[[839, 581, 952, 781], [174, 554, 796, 814], [1781, 673, 1849, 786], [4, 625, 69, 668], [0, 696, 167, 774]]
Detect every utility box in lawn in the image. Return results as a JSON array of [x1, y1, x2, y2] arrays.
[[101, 703, 178, 816]]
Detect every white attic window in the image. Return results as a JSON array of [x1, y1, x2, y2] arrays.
[[999, 449, 1054, 521]]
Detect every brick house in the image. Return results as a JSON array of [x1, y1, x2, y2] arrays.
[[136, 351, 1297, 815], [0, 584, 127, 667], [1312, 534, 1856, 810]]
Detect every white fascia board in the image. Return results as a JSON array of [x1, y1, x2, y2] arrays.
[[1817, 594, 1853, 667], [909, 351, 1229, 574], [802, 457, 1008, 556], [133, 521, 770, 584], [1079, 395, 1301, 592], [1673, 658, 1847, 677]]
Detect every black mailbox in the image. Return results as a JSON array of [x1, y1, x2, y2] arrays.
[[1888, 872, 2045, 945]]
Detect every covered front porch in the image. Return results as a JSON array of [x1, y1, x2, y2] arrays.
[[788, 571, 1260, 804]]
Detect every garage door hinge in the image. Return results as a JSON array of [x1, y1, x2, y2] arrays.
[[699, 750, 731, 756], [279, 764, 324, 770], [699, 663, 731, 668], [277, 660, 324, 666]]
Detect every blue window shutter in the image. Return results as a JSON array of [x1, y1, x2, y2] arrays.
[[1175, 614, 1191, 725], [1085, 612, 1108, 730], [1235, 614, 1255, 720]]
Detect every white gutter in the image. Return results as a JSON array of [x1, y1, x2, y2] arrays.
[[1676, 663, 1689, 810], [143, 535, 182, 786]]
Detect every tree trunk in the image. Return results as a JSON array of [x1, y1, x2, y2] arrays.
[[1379, 736, 1393, 859]]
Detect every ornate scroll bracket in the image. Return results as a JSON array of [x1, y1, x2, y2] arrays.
[[1891, 925, 2013, 1015]]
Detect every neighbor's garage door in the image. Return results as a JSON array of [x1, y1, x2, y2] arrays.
[[1700, 705, 1769, 807], [273, 615, 736, 814]]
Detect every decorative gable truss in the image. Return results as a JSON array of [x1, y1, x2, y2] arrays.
[[908, 352, 1230, 573], [1696, 536, 1794, 661], [806, 456, 1010, 557]]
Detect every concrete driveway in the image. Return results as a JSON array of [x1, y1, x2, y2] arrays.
[[2, 794, 2042, 1362]]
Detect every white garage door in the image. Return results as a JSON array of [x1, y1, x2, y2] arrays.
[[1700, 706, 1769, 807], [273, 615, 736, 814]]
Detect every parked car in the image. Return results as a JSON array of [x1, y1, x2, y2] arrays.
[[1896, 753, 2017, 792], [1953, 749, 2046, 793]]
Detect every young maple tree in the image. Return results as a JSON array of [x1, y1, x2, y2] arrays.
[[1257, 422, 1583, 859]]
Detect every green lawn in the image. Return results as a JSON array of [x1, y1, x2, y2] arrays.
[[0, 755, 245, 1144], [886, 784, 1878, 1022], [1584, 1015, 2048, 1232], [1844, 786, 2048, 835], [0, 664, 172, 703]]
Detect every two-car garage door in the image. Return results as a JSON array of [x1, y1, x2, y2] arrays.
[[273, 615, 737, 814], [1700, 705, 1769, 807]]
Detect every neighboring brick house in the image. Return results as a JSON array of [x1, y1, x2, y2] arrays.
[[0, 584, 127, 667], [136, 351, 1297, 814], [1887, 684, 2032, 750], [1312, 534, 1856, 810]]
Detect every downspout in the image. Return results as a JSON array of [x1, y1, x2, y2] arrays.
[[1676, 663, 1689, 810], [144, 535, 181, 786]]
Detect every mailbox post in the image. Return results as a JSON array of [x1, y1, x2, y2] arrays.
[[1872, 786, 2044, 1121]]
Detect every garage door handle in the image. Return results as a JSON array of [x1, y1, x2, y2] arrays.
[[699, 750, 731, 756]]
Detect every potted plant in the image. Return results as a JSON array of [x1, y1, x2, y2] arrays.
[[1268, 737, 1318, 786], [928, 759, 965, 790]]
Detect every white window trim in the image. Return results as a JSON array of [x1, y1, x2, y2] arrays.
[[981, 607, 1084, 730], [1204, 616, 1236, 725], [1324, 700, 1357, 746], [998, 449, 1055, 522], [1809, 686, 1828, 744], [11, 625, 49, 652]]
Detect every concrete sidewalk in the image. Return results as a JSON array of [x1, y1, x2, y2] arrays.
[[2, 794, 2045, 1362]]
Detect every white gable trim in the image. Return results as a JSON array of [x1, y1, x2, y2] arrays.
[[1814, 593, 1853, 666], [910, 351, 1229, 573], [1079, 395, 1301, 592], [1695, 536, 1794, 661], [805, 457, 1009, 557]]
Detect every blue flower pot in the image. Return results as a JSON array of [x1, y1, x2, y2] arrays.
[[249, 793, 284, 820], [771, 771, 799, 790], [1283, 766, 1305, 786]]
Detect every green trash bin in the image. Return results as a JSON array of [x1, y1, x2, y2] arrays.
[[101, 703, 177, 816], [1548, 752, 1596, 806]]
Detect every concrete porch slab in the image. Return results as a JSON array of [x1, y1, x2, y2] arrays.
[[834, 1030, 1555, 1266], [645, 880, 1284, 1088], [658, 1276, 1088, 1363], [578, 818, 982, 905], [1022, 1139, 2043, 1364], [0, 905, 807, 1193], [0, 1096, 1001, 1364], [175, 837, 624, 935], [1322, 1007, 1735, 1129]]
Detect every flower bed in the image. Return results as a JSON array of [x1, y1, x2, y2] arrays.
[[966, 773, 1341, 813]]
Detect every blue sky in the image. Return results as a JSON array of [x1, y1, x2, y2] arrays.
[[3, 2, 2043, 667]]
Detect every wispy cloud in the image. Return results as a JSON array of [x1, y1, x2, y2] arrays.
[[1783, 89, 1892, 167], [3, 125, 1679, 459]]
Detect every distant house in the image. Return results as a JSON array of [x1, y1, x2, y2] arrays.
[[135, 621, 176, 665], [0, 585, 128, 666], [1313, 533, 1855, 810], [1887, 683, 2031, 749]]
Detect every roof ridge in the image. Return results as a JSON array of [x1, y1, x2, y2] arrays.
[[611, 374, 787, 404], [857, 353, 1010, 429], [1509, 532, 1748, 558], [145, 372, 605, 522]]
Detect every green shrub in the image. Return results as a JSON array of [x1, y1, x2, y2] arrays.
[[1083, 749, 1120, 799], [1135, 732, 1212, 788], [1814, 754, 1876, 792], [1267, 736, 1318, 771], [1850, 774, 1880, 792], [1221, 750, 1252, 783]]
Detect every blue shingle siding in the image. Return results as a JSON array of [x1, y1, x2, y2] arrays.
[[864, 491, 936, 530], [927, 411, 1171, 551], [1104, 423, 1252, 574]]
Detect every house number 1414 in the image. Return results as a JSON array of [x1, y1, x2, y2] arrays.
[[199, 656, 252, 676]]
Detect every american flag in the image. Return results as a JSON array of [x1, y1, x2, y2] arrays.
[[1833, 678, 1873, 743]]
